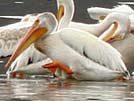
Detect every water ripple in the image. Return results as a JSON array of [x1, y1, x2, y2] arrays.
[[0, 77, 133, 101]]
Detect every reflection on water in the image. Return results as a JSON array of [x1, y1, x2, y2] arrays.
[[0, 75, 134, 101]]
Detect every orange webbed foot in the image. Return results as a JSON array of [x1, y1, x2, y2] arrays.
[[42, 61, 73, 76], [10, 72, 25, 79]]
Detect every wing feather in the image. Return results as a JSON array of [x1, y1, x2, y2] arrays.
[[59, 28, 128, 73]]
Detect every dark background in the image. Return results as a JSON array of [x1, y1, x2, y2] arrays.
[[0, 0, 133, 73], [0, 0, 133, 25]]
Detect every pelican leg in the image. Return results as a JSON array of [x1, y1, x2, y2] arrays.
[[42, 61, 73, 76], [10, 72, 25, 79]]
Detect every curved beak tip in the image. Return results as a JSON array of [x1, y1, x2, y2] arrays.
[[5, 61, 11, 68], [5, 64, 9, 68]]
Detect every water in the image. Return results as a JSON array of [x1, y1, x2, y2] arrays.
[[0, 75, 134, 101], [0, 0, 134, 100]]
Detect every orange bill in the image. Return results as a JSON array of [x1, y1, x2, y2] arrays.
[[5, 20, 48, 68], [57, 5, 64, 21], [99, 15, 106, 20], [101, 22, 118, 42]]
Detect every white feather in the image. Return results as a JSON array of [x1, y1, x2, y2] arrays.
[[0, 21, 34, 57], [59, 28, 128, 72]]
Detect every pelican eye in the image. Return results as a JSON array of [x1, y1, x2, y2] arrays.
[[35, 19, 39, 23]]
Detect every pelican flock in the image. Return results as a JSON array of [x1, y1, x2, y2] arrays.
[[5, 12, 130, 81], [87, 5, 134, 67], [0, 0, 133, 81]]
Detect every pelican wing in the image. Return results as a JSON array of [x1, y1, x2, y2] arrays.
[[0, 21, 33, 57], [59, 28, 127, 72]]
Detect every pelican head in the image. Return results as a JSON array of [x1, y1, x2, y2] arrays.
[[5, 12, 58, 67], [99, 12, 130, 42], [87, 7, 110, 21], [57, 0, 74, 29], [87, 5, 134, 21]]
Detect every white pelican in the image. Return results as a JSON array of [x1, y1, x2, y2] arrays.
[[7, 0, 131, 77], [4, 14, 48, 78], [5, 12, 130, 81], [87, 5, 134, 32]]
